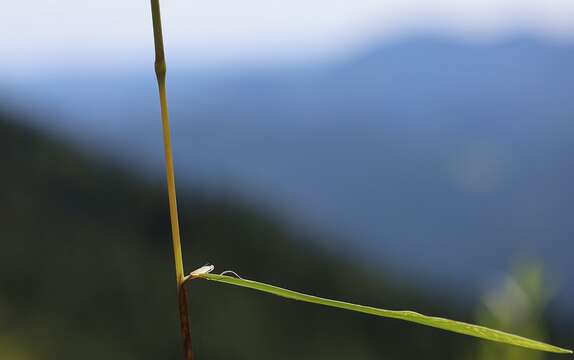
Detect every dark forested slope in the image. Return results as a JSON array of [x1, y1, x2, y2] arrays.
[[0, 108, 569, 359]]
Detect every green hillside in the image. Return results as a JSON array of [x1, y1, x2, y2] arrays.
[[0, 108, 567, 359]]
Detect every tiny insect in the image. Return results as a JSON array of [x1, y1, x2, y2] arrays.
[[189, 263, 215, 277]]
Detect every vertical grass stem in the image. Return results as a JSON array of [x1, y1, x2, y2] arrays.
[[150, 1, 193, 359]]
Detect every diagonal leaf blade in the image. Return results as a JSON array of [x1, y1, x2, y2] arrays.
[[197, 273, 571, 354]]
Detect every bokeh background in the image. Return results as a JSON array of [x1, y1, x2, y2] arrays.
[[1, 1, 573, 359]]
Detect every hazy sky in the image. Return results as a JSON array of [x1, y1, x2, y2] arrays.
[[2, 0, 574, 70]]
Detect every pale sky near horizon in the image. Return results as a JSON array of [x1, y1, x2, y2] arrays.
[[2, 0, 574, 71]]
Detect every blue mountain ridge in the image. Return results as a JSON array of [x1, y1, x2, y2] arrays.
[[6, 35, 574, 306]]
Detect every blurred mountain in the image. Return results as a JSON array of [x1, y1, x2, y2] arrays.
[[4, 35, 574, 305], [4, 104, 573, 359], [0, 108, 506, 359]]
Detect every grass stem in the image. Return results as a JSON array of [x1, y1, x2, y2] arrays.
[[150, 1, 193, 359]]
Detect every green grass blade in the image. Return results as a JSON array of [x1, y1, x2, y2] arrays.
[[198, 273, 571, 354]]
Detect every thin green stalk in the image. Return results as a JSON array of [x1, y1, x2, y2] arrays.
[[195, 273, 572, 354], [150, 1, 193, 359]]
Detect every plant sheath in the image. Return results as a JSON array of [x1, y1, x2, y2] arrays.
[[150, 1, 193, 359]]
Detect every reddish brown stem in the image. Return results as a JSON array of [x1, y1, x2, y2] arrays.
[[178, 285, 193, 360]]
